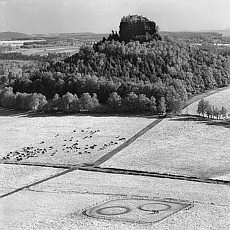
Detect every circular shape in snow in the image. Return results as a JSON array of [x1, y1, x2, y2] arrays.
[[138, 203, 171, 213], [95, 206, 131, 216]]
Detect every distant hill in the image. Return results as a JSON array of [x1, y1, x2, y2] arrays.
[[160, 28, 230, 37], [33, 32, 109, 41], [196, 28, 230, 37], [0, 31, 32, 40]]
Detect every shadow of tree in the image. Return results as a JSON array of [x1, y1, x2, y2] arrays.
[[170, 115, 230, 129], [0, 107, 157, 119], [206, 120, 230, 128]]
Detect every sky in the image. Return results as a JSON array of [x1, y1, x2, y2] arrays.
[[0, 0, 230, 34]]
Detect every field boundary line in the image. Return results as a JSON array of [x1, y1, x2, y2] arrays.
[[93, 117, 164, 167], [0, 167, 79, 199], [1, 161, 80, 169], [78, 166, 230, 185]]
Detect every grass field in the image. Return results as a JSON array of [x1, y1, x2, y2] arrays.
[[183, 88, 230, 116], [102, 116, 230, 179], [0, 108, 154, 165]]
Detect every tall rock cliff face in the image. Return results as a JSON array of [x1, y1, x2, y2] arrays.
[[94, 15, 161, 51], [119, 15, 161, 42]]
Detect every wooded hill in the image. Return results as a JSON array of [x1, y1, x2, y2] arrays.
[[2, 37, 230, 114], [0, 31, 31, 40]]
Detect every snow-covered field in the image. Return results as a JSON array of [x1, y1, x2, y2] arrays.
[[0, 164, 63, 196], [183, 88, 230, 116], [1, 170, 229, 230], [0, 108, 154, 165], [102, 117, 230, 179]]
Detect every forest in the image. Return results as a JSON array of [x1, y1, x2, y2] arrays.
[[0, 36, 230, 114]]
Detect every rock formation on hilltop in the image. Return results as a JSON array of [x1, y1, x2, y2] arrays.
[[119, 15, 161, 42], [94, 15, 161, 50]]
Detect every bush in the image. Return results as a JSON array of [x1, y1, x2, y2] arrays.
[[0, 87, 47, 111]]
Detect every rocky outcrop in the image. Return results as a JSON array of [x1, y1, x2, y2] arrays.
[[94, 15, 161, 51], [119, 15, 161, 42]]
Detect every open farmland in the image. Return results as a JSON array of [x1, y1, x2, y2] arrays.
[[1, 170, 229, 230], [183, 87, 230, 116], [7, 46, 79, 56], [0, 164, 63, 196], [0, 108, 155, 166], [102, 116, 230, 180]]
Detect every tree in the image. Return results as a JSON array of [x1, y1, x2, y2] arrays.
[[168, 97, 183, 115], [0, 87, 14, 108], [0, 87, 47, 111], [37, 94, 47, 111], [213, 106, 220, 119], [61, 92, 75, 111], [206, 104, 213, 119], [79, 46, 95, 61], [91, 93, 100, 112], [149, 96, 157, 114], [78, 93, 100, 112], [197, 99, 209, 117], [137, 94, 150, 112], [15, 93, 24, 110], [26, 93, 40, 110], [122, 92, 138, 112], [107, 92, 121, 112], [78, 93, 93, 111], [0, 75, 8, 84], [69, 94, 79, 112], [220, 106, 228, 118], [157, 97, 166, 114]]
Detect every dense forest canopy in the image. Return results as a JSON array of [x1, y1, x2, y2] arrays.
[[1, 36, 230, 114]]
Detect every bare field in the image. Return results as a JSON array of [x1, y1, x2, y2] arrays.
[[102, 117, 230, 179], [1, 170, 229, 230], [183, 88, 230, 116], [0, 164, 63, 196], [0, 108, 154, 165]]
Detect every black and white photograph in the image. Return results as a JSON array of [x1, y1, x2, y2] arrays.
[[0, 0, 230, 229]]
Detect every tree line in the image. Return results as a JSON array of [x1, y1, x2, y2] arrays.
[[197, 98, 228, 119], [0, 87, 169, 114], [0, 87, 47, 111]]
